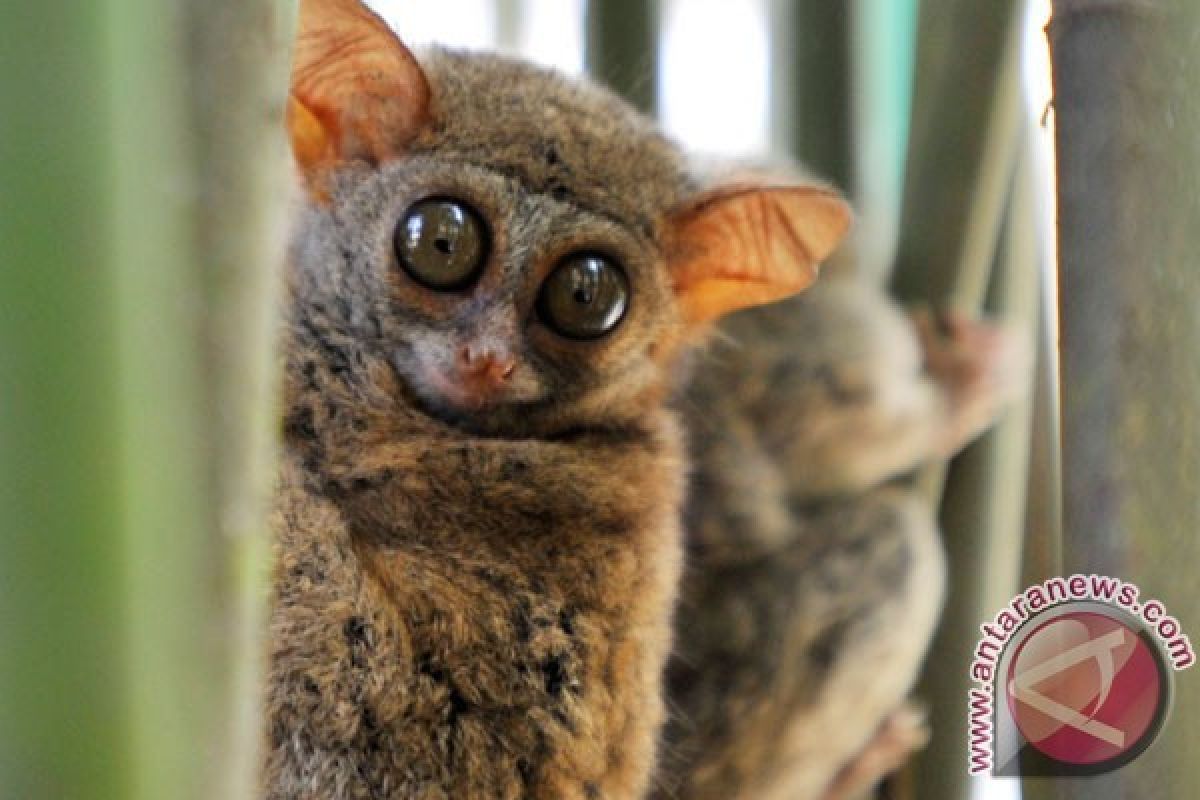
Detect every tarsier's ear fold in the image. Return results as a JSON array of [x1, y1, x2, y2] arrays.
[[288, 0, 431, 194], [666, 181, 852, 327]]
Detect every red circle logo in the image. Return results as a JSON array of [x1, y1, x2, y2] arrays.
[[1005, 611, 1167, 767]]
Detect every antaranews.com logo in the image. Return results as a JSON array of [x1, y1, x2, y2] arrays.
[[967, 574, 1194, 777]]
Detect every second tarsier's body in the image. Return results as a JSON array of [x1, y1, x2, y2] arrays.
[[659, 282, 1024, 799], [267, 2, 1024, 798]]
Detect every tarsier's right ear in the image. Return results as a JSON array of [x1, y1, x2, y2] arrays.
[[288, 0, 431, 196], [666, 178, 852, 328]]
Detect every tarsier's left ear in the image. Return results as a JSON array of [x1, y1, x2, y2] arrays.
[[666, 181, 852, 327], [288, 0, 431, 194]]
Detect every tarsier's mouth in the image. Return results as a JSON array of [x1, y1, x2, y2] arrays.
[[390, 348, 549, 439], [390, 352, 633, 445]]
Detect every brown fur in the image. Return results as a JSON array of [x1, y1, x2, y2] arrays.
[[265, 10, 849, 797], [268, 376, 685, 798], [266, 50, 692, 799], [655, 278, 1029, 799]]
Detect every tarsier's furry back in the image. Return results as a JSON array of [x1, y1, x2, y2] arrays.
[[658, 283, 1028, 799], [267, 0, 852, 798]]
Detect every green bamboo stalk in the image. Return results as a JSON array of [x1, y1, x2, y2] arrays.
[[0, 0, 290, 797], [585, 0, 661, 115], [763, 0, 863, 280], [886, 4, 1026, 799], [1006, 178, 1063, 798], [109, 1, 294, 798], [1048, 1, 1200, 797], [912, 147, 1041, 800], [1019, 265, 1063, 588], [890, 2, 1022, 305], [106, 4, 208, 796], [1015, 232, 1065, 800], [768, 0, 852, 191], [183, 4, 294, 792], [0, 5, 131, 798], [849, 0, 919, 282]]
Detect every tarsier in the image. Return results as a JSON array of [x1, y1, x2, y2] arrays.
[[265, 1, 1027, 798]]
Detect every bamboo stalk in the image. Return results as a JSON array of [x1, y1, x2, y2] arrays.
[[111, 2, 294, 798], [849, 0, 919, 282], [887, 4, 1026, 798], [185, 2, 293, 796], [0, 6, 132, 798], [1019, 255, 1063, 588], [768, 0, 852, 191], [1048, 1, 1200, 796], [585, 0, 661, 115], [106, 5, 209, 795], [916, 148, 1041, 800], [890, 3, 1022, 305], [0, 1, 291, 797]]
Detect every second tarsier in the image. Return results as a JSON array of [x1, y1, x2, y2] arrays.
[[265, 1, 1027, 798]]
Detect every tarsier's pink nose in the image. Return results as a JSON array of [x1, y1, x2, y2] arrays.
[[456, 344, 517, 387]]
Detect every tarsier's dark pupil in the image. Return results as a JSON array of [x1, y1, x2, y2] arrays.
[[395, 198, 488, 290], [537, 254, 629, 340]]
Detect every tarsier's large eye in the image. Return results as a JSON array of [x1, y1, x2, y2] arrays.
[[394, 198, 489, 290], [536, 253, 630, 340]]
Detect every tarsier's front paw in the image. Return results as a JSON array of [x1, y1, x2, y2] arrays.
[[822, 702, 930, 800], [912, 309, 1032, 457]]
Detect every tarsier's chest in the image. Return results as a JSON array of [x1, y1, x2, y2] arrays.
[[268, 446, 679, 799], [326, 555, 589, 796]]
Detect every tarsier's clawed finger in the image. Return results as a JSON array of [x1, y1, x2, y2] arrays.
[[912, 307, 1032, 456], [822, 702, 930, 800]]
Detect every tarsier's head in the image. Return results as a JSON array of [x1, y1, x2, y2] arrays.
[[287, 0, 851, 437]]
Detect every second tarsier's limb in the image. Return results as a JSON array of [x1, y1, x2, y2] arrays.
[[822, 703, 930, 800], [657, 485, 943, 800], [659, 279, 1028, 799], [680, 281, 1028, 524]]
